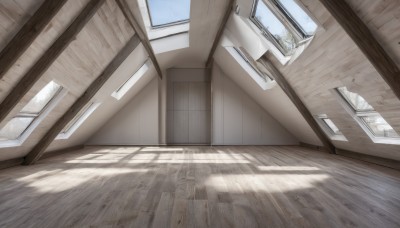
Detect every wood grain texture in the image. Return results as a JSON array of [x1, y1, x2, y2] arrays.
[[260, 58, 336, 154], [0, 0, 106, 124], [269, 0, 400, 161], [1, 146, 400, 227], [116, 0, 163, 79], [23, 35, 140, 165], [206, 0, 234, 67], [318, 0, 400, 101], [0, 0, 68, 80]]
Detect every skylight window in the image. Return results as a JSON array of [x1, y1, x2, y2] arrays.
[[57, 102, 101, 140], [315, 114, 347, 141], [112, 60, 151, 100], [0, 81, 65, 147], [335, 87, 400, 144], [337, 87, 374, 112], [275, 0, 317, 36], [226, 46, 276, 90], [146, 0, 191, 28], [322, 118, 341, 135], [233, 47, 272, 83], [252, 0, 296, 55], [250, 0, 318, 56]]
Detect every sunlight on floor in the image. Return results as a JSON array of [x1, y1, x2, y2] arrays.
[[17, 168, 148, 193], [205, 171, 329, 193]]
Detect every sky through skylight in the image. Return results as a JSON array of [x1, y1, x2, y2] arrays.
[[147, 0, 191, 27]]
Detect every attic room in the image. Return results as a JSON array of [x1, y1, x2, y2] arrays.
[[0, 0, 399, 227]]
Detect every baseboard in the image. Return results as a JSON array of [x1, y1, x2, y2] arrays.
[[336, 148, 400, 170], [299, 142, 327, 152], [40, 145, 84, 160], [0, 158, 24, 170]]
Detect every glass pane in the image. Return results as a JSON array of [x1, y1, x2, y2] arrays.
[[337, 87, 374, 112], [276, 0, 317, 36], [0, 117, 34, 141], [361, 115, 400, 138], [322, 118, 342, 135], [62, 103, 92, 133], [254, 0, 296, 55], [21, 81, 61, 114], [234, 47, 270, 82], [147, 0, 190, 27]]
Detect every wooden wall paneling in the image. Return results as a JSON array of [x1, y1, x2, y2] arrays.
[[0, 0, 69, 80], [266, 0, 400, 161], [206, 0, 234, 67], [318, 0, 400, 101], [260, 57, 336, 154], [23, 34, 141, 165], [0, 0, 106, 125], [116, 0, 163, 79]]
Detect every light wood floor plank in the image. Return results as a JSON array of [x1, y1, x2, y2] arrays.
[[0, 146, 399, 227]]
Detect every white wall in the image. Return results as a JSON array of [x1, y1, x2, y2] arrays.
[[212, 63, 299, 145], [87, 78, 158, 145]]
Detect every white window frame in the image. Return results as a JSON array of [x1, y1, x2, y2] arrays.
[[226, 46, 277, 90], [138, 0, 190, 40], [111, 59, 151, 100], [314, 114, 347, 141], [332, 88, 400, 145], [249, 0, 317, 63], [0, 87, 67, 148], [56, 102, 101, 140]]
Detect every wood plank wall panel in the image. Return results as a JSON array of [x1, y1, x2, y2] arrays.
[[268, 0, 400, 160], [0, 0, 135, 161], [0, 0, 89, 103]]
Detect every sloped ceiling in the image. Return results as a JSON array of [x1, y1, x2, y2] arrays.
[[0, 0, 400, 163]]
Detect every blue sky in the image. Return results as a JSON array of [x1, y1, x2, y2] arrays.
[[147, 0, 191, 27]]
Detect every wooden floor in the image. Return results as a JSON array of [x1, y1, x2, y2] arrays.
[[0, 146, 399, 228]]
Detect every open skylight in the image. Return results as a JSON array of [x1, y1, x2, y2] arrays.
[[275, 0, 317, 36], [0, 81, 65, 147], [253, 0, 296, 55], [146, 0, 191, 28], [250, 0, 318, 57], [226, 46, 276, 90]]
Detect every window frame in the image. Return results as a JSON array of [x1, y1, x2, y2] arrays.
[[233, 47, 272, 83], [226, 46, 276, 90], [145, 0, 190, 29], [0, 83, 67, 148], [333, 87, 400, 144], [56, 102, 101, 140], [315, 114, 347, 141], [111, 59, 151, 100], [250, 0, 316, 56]]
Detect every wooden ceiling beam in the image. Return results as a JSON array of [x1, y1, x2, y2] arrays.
[[23, 35, 141, 165], [0, 0, 69, 80], [116, 0, 163, 79], [319, 0, 400, 101], [206, 0, 234, 68], [260, 57, 336, 154], [0, 0, 105, 125]]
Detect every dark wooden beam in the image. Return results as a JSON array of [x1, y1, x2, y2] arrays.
[[116, 0, 163, 79], [260, 57, 336, 154], [23, 35, 141, 165], [0, 0, 69, 80], [319, 0, 400, 101], [206, 0, 234, 67], [0, 0, 105, 125]]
